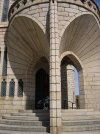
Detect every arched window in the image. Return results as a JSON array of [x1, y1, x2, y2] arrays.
[[1, 79, 6, 97], [9, 79, 15, 97], [2, 0, 9, 21], [2, 47, 7, 76], [18, 79, 23, 97]]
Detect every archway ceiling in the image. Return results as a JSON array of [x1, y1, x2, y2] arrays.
[[60, 14, 100, 68], [7, 16, 49, 76]]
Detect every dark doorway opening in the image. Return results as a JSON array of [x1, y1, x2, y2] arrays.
[[35, 69, 49, 109]]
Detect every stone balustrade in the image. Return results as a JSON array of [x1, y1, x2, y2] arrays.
[[8, 0, 100, 21]]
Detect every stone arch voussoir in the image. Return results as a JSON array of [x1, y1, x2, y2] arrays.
[[60, 51, 83, 71]]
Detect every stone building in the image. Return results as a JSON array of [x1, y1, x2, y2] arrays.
[[0, 0, 100, 134]]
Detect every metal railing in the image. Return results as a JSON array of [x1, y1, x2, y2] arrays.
[[62, 99, 80, 109]]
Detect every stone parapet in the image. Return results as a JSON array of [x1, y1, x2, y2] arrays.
[[58, 0, 100, 18], [8, 0, 49, 21], [8, 0, 100, 21]]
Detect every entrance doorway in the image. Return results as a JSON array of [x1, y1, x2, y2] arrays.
[[35, 69, 49, 109]]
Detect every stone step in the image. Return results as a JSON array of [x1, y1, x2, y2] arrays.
[[62, 115, 100, 121], [11, 112, 49, 116], [62, 109, 94, 113], [0, 119, 49, 126], [63, 120, 100, 126], [0, 110, 50, 133], [62, 124, 100, 132], [62, 111, 100, 116], [0, 130, 49, 134], [18, 110, 49, 113], [63, 131, 100, 134], [2, 115, 49, 121], [0, 124, 49, 132]]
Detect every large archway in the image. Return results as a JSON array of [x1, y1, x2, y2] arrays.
[[61, 53, 83, 109], [60, 14, 100, 110], [6, 15, 49, 110]]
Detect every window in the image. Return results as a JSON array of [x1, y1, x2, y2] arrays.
[[1, 79, 6, 97], [18, 79, 23, 97]]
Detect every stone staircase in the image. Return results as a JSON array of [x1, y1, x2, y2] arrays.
[[0, 109, 100, 134], [0, 110, 50, 134], [62, 109, 100, 134]]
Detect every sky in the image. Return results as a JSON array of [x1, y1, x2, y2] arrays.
[[96, 0, 100, 8], [74, 68, 79, 96]]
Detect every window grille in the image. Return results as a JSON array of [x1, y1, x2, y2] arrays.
[[1, 79, 6, 97], [9, 79, 15, 97], [18, 79, 23, 97], [2, 47, 7, 76]]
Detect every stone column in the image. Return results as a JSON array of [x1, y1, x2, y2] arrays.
[[13, 79, 18, 105], [14, 79, 18, 98], [0, 47, 5, 76], [50, 0, 61, 134], [66, 65, 75, 109], [6, 78, 10, 98], [0, 47, 5, 96], [5, 59, 11, 99]]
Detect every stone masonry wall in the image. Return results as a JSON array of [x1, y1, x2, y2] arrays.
[[0, 0, 100, 115]]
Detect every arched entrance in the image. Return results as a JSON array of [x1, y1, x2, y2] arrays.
[[35, 69, 49, 109], [60, 14, 100, 110], [6, 16, 49, 110], [61, 54, 83, 109]]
